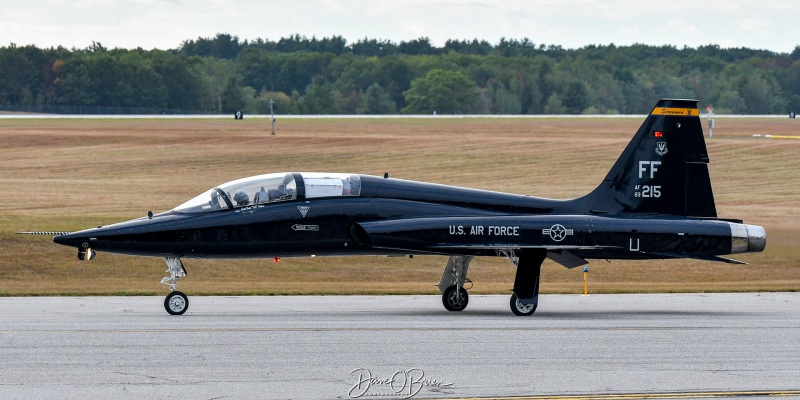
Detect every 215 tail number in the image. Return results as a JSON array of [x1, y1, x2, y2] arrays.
[[635, 185, 661, 198]]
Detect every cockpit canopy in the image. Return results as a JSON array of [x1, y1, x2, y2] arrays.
[[173, 172, 362, 213]]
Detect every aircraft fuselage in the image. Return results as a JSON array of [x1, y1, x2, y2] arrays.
[[54, 175, 764, 262]]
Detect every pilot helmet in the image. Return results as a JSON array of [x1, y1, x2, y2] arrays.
[[233, 190, 250, 206]]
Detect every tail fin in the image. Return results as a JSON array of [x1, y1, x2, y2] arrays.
[[584, 99, 717, 217]]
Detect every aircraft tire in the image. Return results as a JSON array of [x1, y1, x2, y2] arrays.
[[164, 291, 189, 315], [442, 285, 469, 312], [510, 293, 536, 316]]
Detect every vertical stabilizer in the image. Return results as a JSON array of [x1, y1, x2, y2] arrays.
[[584, 99, 717, 217]]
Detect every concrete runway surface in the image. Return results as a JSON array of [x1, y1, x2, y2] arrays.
[[0, 293, 798, 399]]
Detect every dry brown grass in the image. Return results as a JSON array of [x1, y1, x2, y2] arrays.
[[1, 116, 798, 295]]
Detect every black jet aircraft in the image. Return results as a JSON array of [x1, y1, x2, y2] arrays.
[[44, 99, 766, 315]]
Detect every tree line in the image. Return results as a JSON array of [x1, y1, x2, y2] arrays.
[[1, 33, 799, 115]]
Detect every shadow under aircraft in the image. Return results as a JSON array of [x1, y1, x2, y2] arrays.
[[42, 99, 766, 315]]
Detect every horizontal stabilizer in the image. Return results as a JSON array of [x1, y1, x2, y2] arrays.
[[650, 252, 748, 265], [692, 255, 748, 265]]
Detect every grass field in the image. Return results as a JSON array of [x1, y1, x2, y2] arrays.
[[1, 116, 798, 296]]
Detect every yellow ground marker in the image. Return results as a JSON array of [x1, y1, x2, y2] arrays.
[[753, 134, 800, 139]]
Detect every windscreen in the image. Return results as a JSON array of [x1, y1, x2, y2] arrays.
[[173, 173, 296, 213], [172, 172, 361, 213], [172, 189, 230, 213]]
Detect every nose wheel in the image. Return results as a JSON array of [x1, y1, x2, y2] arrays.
[[165, 291, 189, 315]]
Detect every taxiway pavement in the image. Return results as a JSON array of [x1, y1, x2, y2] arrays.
[[0, 293, 798, 399]]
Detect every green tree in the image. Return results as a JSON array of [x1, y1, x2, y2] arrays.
[[116, 52, 168, 108], [180, 33, 242, 59], [543, 93, 565, 114], [220, 77, 252, 113], [716, 90, 745, 114], [3, 38, 800, 116], [358, 83, 396, 114], [0, 45, 43, 105], [378, 56, 412, 109], [58, 58, 98, 106], [788, 61, 800, 112], [352, 38, 399, 56], [402, 69, 479, 114], [741, 75, 785, 114], [335, 90, 361, 114], [300, 78, 336, 114], [276, 52, 334, 94], [398, 37, 437, 55], [151, 52, 204, 110], [518, 73, 543, 114], [561, 80, 589, 114], [237, 47, 280, 92], [199, 58, 234, 112], [488, 81, 522, 114], [256, 90, 298, 114]]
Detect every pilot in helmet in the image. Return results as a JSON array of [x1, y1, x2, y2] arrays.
[[233, 190, 250, 206]]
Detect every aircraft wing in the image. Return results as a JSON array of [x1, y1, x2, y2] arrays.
[[428, 244, 616, 250], [352, 217, 626, 268], [352, 216, 746, 267], [430, 245, 618, 268]]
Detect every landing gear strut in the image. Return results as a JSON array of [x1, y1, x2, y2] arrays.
[[161, 257, 188, 315], [509, 249, 546, 316], [438, 255, 474, 312]]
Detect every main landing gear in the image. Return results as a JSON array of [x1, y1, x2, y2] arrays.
[[438, 250, 546, 316], [508, 249, 546, 316], [161, 257, 188, 315], [510, 293, 536, 316]]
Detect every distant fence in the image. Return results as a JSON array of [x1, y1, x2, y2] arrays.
[[0, 104, 214, 115]]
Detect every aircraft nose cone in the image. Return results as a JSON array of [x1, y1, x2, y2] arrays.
[[53, 232, 91, 248], [53, 234, 67, 245]]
